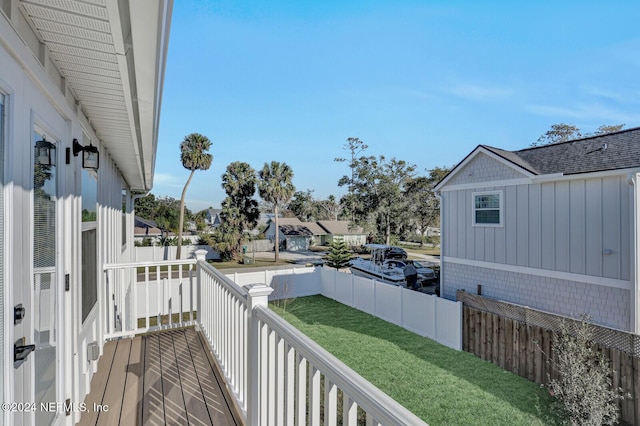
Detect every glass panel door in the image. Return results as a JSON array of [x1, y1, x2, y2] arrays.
[[33, 126, 57, 425]]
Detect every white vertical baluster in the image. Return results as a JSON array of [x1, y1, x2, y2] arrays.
[[155, 266, 161, 327], [343, 395, 358, 426], [144, 266, 150, 329], [119, 267, 126, 332], [309, 365, 321, 426], [276, 335, 285, 424], [324, 377, 337, 426], [286, 344, 295, 425], [296, 355, 307, 426]]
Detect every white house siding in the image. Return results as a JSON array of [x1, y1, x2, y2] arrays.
[[0, 13, 137, 424], [443, 262, 630, 331], [330, 234, 367, 247], [442, 175, 632, 281], [445, 152, 529, 186], [0, 26, 78, 423]]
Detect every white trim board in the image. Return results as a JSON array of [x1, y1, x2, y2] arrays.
[[443, 256, 631, 290], [438, 167, 640, 192]]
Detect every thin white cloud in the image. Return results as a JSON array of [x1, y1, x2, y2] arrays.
[[526, 103, 639, 124], [580, 86, 628, 103], [442, 83, 514, 101], [153, 172, 183, 188]]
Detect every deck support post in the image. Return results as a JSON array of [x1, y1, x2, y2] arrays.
[[246, 284, 273, 425]]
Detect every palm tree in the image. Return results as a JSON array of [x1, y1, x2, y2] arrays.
[[258, 161, 295, 261], [177, 133, 213, 259]]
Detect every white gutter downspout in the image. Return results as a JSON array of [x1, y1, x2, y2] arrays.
[[629, 173, 640, 334], [437, 191, 444, 298]]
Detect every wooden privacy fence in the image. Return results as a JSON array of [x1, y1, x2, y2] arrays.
[[456, 290, 640, 426]]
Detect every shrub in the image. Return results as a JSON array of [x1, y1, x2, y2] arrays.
[[546, 317, 625, 425], [323, 240, 352, 270]]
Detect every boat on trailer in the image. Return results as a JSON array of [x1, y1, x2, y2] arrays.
[[348, 244, 412, 286]]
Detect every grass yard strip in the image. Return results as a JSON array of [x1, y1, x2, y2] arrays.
[[271, 295, 558, 425]]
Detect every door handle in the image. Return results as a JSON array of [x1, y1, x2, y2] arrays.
[[14, 337, 35, 362], [14, 304, 25, 324]]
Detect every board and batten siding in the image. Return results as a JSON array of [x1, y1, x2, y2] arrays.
[[442, 175, 632, 281]]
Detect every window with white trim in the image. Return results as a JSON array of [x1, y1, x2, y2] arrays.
[[473, 191, 502, 226]]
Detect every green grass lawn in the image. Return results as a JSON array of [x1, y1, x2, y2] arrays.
[[403, 245, 441, 256], [271, 295, 558, 425]]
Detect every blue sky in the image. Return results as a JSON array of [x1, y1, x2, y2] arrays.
[[154, 0, 640, 213]]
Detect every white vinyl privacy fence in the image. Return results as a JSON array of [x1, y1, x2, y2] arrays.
[[228, 267, 463, 351]]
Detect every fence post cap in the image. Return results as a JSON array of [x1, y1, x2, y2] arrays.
[[245, 283, 274, 297], [193, 249, 208, 261]]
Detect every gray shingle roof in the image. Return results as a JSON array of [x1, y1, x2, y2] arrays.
[[279, 224, 314, 237], [484, 127, 640, 176], [317, 220, 365, 235]]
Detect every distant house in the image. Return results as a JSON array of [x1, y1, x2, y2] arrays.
[[301, 221, 329, 245], [265, 217, 314, 251], [205, 208, 223, 229], [134, 216, 164, 242], [317, 221, 366, 246], [265, 218, 367, 250], [435, 127, 640, 332]]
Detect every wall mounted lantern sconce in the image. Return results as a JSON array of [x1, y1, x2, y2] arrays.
[[35, 137, 56, 166], [72, 138, 99, 171]]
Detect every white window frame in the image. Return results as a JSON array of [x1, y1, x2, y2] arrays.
[[472, 190, 503, 227]]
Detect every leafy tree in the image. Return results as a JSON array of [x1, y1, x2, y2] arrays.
[[82, 208, 97, 222], [154, 196, 183, 232], [339, 154, 416, 245], [405, 166, 450, 246], [258, 161, 295, 261], [135, 193, 158, 219], [533, 123, 625, 147], [339, 154, 381, 236], [594, 124, 625, 135], [177, 133, 213, 259], [287, 190, 341, 221], [376, 158, 416, 245], [533, 123, 581, 146], [323, 240, 352, 270], [213, 162, 260, 259], [335, 137, 368, 221], [288, 190, 315, 221], [546, 317, 626, 425], [315, 195, 341, 221]]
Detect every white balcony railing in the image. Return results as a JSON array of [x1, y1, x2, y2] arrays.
[[103, 254, 427, 425]]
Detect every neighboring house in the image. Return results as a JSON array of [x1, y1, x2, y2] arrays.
[[302, 221, 329, 246], [134, 216, 164, 243], [435, 128, 640, 332], [0, 2, 172, 425], [205, 208, 223, 229], [186, 220, 197, 231], [317, 220, 367, 246], [265, 217, 315, 251], [265, 218, 367, 249]]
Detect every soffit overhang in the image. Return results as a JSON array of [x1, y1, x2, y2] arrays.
[[19, 0, 172, 191]]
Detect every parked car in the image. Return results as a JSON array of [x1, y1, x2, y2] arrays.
[[384, 246, 407, 259], [382, 259, 436, 281]]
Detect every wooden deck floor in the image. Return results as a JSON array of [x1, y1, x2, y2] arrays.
[[79, 328, 242, 426]]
